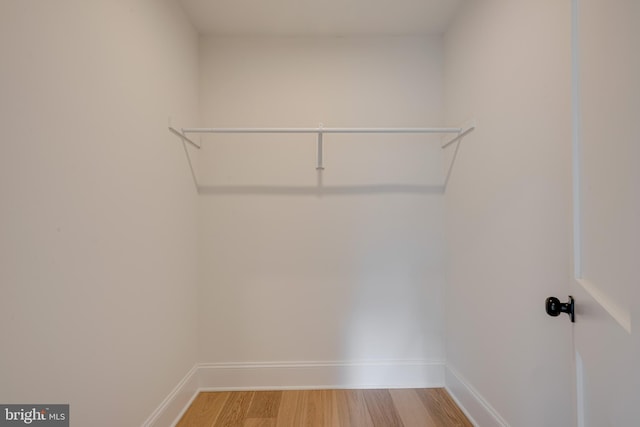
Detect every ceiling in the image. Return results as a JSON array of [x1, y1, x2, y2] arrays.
[[178, 0, 464, 36]]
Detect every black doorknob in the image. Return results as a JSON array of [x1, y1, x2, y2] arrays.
[[545, 296, 575, 322]]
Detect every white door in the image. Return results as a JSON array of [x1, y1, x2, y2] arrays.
[[568, 0, 640, 425]]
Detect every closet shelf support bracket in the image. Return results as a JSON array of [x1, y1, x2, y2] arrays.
[[169, 126, 201, 149], [441, 122, 476, 149]]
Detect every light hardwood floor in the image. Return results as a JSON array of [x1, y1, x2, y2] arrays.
[[176, 388, 473, 426]]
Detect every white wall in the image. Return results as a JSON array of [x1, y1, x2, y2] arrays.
[[197, 36, 447, 379], [0, 1, 200, 426], [443, 2, 574, 426]]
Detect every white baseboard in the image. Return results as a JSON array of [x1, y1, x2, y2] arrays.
[[444, 364, 509, 427], [198, 360, 445, 391], [142, 359, 445, 426], [142, 364, 199, 427]]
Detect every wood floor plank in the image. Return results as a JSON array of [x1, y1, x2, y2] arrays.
[[275, 390, 307, 427], [176, 392, 230, 427], [415, 388, 473, 427], [247, 391, 282, 419], [213, 391, 254, 427], [244, 419, 276, 427], [389, 389, 438, 427], [362, 389, 403, 427], [334, 390, 374, 427], [302, 390, 337, 426]]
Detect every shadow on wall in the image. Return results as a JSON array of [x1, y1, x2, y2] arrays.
[[197, 184, 445, 195]]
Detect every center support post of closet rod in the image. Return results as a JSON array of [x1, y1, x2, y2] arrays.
[[317, 124, 324, 171]]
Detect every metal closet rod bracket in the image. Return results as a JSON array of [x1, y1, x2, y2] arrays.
[[168, 126, 201, 149], [441, 121, 477, 149]]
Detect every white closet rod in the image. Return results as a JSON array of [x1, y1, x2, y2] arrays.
[[181, 127, 462, 134], [168, 122, 476, 185]]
